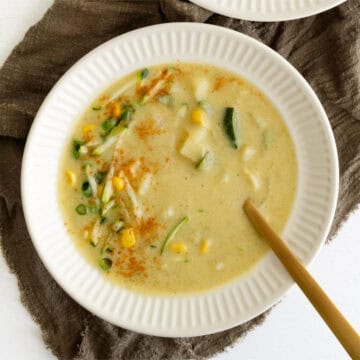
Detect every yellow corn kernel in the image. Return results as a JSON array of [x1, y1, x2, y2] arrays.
[[120, 228, 136, 248], [112, 102, 122, 118], [200, 240, 210, 254], [170, 242, 187, 254], [191, 108, 206, 126], [66, 170, 77, 186], [83, 124, 95, 133], [112, 176, 125, 192], [97, 183, 104, 197]]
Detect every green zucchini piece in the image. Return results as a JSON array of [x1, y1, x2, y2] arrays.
[[223, 107, 241, 149], [160, 216, 189, 255]]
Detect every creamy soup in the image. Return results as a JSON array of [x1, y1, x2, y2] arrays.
[[59, 63, 297, 295]]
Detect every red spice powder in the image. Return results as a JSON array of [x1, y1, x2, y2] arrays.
[[134, 119, 167, 140]]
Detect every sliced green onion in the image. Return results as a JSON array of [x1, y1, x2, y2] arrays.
[[75, 204, 87, 215], [81, 181, 92, 197], [84, 163, 98, 198], [78, 145, 88, 155], [198, 100, 212, 114], [157, 94, 173, 106], [95, 172, 107, 184], [112, 219, 125, 233], [89, 219, 100, 246], [99, 258, 112, 271], [133, 98, 145, 109], [100, 199, 115, 217], [72, 140, 85, 159], [92, 105, 102, 111], [88, 204, 99, 214], [101, 117, 117, 135], [196, 151, 214, 170], [101, 245, 114, 256], [108, 123, 128, 137], [119, 107, 133, 122], [101, 177, 113, 204], [139, 68, 149, 80], [92, 135, 117, 156], [160, 216, 189, 255]]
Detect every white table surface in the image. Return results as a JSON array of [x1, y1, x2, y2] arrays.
[[0, 1, 359, 359]]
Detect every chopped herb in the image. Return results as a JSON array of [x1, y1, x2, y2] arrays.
[[72, 140, 85, 159], [100, 199, 115, 217], [160, 216, 189, 255], [81, 181, 92, 197], [92, 135, 117, 156], [184, 258, 190, 263], [157, 94, 173, 106], [119, 106, 133, 121], [89, 239, 97, 247], [99, 258, 112, 271], [92, 105, 102, 111], [88, 204, 99, 214], [95, 172, 107, 184], [101, 117, 117, 135], [101, 245, 114, 256], [112, 219, 125, 233], [75, 204, 87, 215], [198, 209, 204, 213], [101, 177, 113, 204], [100, 217, 106, 224], [150, 244, 157, 249], [139, 68, 149, 80]]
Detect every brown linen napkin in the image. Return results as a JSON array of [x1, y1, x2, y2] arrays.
[[0, 0, 359, 359]]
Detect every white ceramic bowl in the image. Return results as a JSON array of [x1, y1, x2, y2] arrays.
[[190, 0, 346, 21], [21, 23, 338, 337]]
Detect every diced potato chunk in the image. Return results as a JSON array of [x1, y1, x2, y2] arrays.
[[240, 146, 256, 162], [180, 128, 207, 162], [138, 173, 152, 196], [244, 168, 261, 190], [193, 77, 210, 101]]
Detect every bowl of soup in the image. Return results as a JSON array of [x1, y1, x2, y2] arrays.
[[22, 23, 338, 337]]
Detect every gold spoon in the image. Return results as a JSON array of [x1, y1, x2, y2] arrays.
[[243, 199, 360, 359]]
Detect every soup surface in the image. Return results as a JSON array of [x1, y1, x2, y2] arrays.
[[59, 63, 297, 295]]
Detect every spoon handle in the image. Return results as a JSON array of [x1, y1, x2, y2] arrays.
[[244, 199, 360, 359]]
